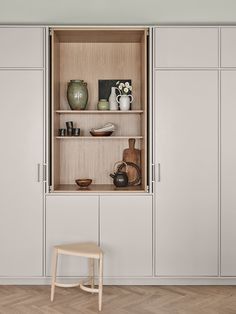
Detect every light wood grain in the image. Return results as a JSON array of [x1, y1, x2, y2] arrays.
[[58, 139, 142, 185], [56, 136, 143, 139], [59, 42, 142, 110], [55, 110, 144, 114], [51, 28, 148, 191], [1, 285, 236, 314], [54, 184, 145, 192], [141, 30, 148, 190], [59, 113, 141, 136], [51, 30, 61, 189], [53, 28, 147, 43]]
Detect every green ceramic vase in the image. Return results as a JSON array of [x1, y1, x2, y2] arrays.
[[67, 80, 88, 110]]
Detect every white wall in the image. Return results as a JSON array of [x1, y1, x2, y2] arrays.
[[1, 0, 236, 24]]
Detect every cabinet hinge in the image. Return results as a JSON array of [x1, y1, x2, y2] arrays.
[[49, 29, 53, 36], [49, 185, 52, 193]]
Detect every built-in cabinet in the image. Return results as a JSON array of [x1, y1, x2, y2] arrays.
[[45, 195, 152, 277], [220, 28, 236, 276], [221, 70, 236, 276], [0, 27, 44, 68], [154, 70, 218, 276], [100, 196, 152, 277], [154, 27, 218, 68], [221, 28, 236, 67], [46, 196, 99, 276], [154, 27, 220, 277], [154, 26, 236, 278], [0, 27, 45, 276], [1, 25, 236, 282]]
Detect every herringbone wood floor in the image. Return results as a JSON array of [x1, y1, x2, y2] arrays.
[[0, 285, 236, 314]]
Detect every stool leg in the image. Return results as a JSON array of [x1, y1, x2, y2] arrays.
[[51, 248, 58, 302], [98, 254, 103, 311], [89, 258, 95, 292]]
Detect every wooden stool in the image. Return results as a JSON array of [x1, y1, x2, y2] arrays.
[[50, 242, 104, 311]]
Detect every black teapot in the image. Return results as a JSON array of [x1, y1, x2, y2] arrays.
[[110, 161, 128, 187]]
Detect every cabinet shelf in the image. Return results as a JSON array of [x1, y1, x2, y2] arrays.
[[53, 184, 146, 193], [55, 136, 143, 139], [55, 110, 144, 114]]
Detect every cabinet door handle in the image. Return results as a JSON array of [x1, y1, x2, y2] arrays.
[[37, 164, 41, 182], [158, 163, 161, 182], [43, 164, 47, 182], [152, 164, 156, 182]]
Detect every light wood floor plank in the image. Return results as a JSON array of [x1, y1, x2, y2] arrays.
[[0, 285, 235, 313]]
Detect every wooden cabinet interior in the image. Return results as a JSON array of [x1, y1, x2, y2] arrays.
[[51, 27, 148, 192]]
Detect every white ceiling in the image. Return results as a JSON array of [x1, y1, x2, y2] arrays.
[[0, 0, 236, 24]]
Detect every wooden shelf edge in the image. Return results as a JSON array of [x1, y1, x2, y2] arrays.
[[55, 136, 143, 139], [55, 110, 144, 114], [53, 184, 147, 193]]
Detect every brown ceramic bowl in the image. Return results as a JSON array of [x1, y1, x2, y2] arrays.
[[75, 178, 92, 188], [90, 130, 113, 137]]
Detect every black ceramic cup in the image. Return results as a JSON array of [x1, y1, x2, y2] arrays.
[[66, 121, 73, 129], [73, 128, 80, 136], [59, 128, 66, 136], [67, 128, 73, 136]]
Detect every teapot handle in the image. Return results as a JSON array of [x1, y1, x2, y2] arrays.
[[113, 160, 128, 173]]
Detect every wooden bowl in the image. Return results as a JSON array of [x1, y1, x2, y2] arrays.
[[75, 179, 92, 188], [90, 130, 113, 137]]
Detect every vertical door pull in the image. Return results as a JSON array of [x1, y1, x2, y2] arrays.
[[37, 164, 41, 182], [43, 164, 47, 182], [152, 164, 156, 182], [158, 163, 161, 182]]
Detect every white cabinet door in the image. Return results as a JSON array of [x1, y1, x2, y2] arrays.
[[154, 27, 218, 68], [221, 71, 236, 276], [0, 70, 44, 276], [0, 28, 44, 68], [100, 196, 152, 277], [46, 196, 99, 276], [154, 70, 218, 276], [221, 28, 236, 67]]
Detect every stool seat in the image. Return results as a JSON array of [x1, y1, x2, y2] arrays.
[[55, 242, 102, 259]]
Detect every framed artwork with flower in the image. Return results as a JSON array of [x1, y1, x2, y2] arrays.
[[98, 79, 132, 100]]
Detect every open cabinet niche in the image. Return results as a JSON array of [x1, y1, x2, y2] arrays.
[[50, 27, 148, 192]]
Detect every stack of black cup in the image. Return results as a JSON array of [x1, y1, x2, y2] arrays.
[[58, 121, 80, 137]]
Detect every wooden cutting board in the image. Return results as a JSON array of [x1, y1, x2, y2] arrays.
[[122, 138, 141, 185]]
